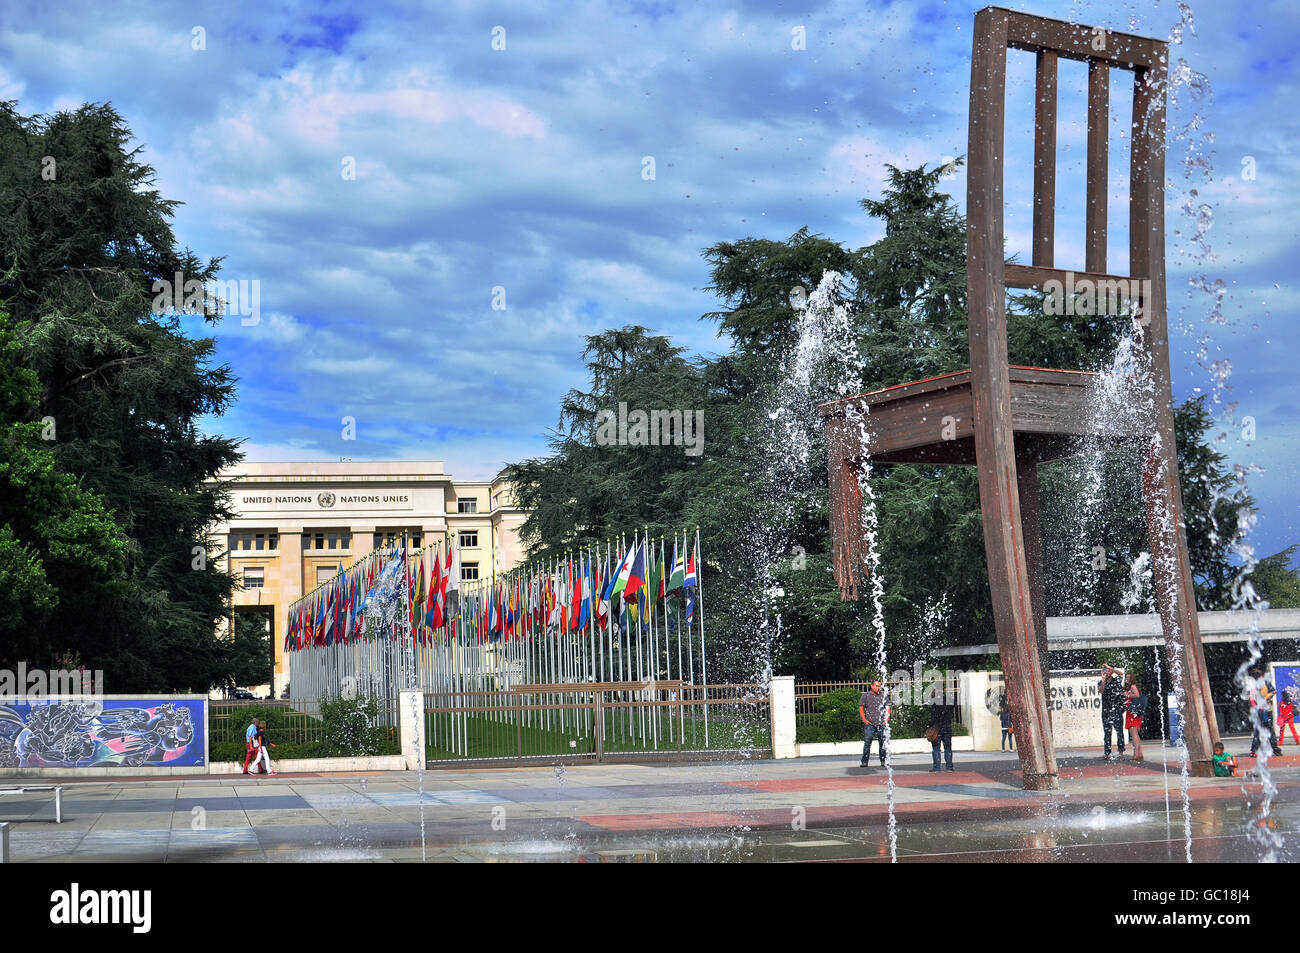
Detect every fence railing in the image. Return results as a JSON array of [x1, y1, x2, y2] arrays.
[[209, 698, 403, 750], [423, 682, 770, 763], [795, 679, 966, 728]]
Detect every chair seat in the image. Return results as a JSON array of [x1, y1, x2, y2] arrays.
[[819, 365, 1143, 466]]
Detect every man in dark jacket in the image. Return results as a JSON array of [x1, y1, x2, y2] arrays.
[[1099, 664, 1126, 760], [929, 699, 955, 772]]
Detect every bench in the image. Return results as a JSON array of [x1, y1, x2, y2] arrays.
[[0, 785, 64, 823]]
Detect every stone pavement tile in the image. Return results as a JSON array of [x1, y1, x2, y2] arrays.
[[484, 785, 623, 803], [226, 794, 310, 810], [171, 809, 249, 829], [243, 808, 329, 826], [369, 789, 507, 807], [75, 828, 170, 857], [114, 786, 179, 798], [10, 829, 85, 860], [234, 783, 298, 796], [167, 827, 262, 857], [89, 811, 176, 830], [174, 796, 245, 813]]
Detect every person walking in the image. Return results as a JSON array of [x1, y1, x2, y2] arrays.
[[928, 696, 955, 772], [1124, 672, 1145, 762], [859, 680, 890, 768], [998, 696, 1015, 751], [1248, 668, 1282, 758], [1098, 664, 1126, 760], [242, 716, 260, 775], [1277, 689, 1299, 747], [253, 718, 276, 775]]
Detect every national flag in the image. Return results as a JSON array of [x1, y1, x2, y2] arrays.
[[622, 542, 647, 603], [577, 559, 592, 630], [684, 546, 698, 621], [609, 544, 635, 604], [569, 561, 583, 631], [666, 539, 685, 596], [646, 544, 662, 613], [445, 543, 460, 618], [426, 547, 442, 630]]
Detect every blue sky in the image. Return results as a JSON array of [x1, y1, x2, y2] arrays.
[[2, 0, 1296, 558]]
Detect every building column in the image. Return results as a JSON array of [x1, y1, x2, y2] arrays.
[[274, 529, 304, 694]]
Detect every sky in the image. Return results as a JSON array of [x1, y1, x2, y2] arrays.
[[1, 0, 1296, 558]]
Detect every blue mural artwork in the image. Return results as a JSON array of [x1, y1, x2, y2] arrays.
[[1273, 664, 1300, 705], [0, 699, 205, 768]]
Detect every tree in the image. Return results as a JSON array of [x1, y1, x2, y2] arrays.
[[0, 310, 129, 653], [505, 326, 709, 557], [0, 101, 243, 691], [1248, 545, 1300, 609]]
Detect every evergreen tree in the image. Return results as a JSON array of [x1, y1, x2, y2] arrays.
[[0, 101, 244, 691]]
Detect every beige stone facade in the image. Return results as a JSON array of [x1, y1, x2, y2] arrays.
[[210, 461, 529, 695]]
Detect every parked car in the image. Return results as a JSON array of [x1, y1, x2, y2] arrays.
[[227, 687, 255, 700]]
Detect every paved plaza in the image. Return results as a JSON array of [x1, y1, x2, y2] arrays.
[[4, 746, 1298, 862]]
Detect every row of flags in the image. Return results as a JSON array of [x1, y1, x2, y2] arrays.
[[285, 531, 700, 652], [453, 532, 699, 645]]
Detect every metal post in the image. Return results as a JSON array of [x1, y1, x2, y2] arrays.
[[515, 692, 523, 764], [0, 822, 7, 863], [594, 691, 605, 762]]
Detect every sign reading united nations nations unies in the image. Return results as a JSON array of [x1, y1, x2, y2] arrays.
[[238, 490, 415, 511]]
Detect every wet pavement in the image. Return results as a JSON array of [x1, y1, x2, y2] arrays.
[[3, 746, 1296, 862]]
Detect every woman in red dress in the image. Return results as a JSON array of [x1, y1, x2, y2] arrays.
[[1125, 673, 1144, 762]]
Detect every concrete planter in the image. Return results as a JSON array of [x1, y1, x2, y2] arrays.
[[794, 736, 975, 758]]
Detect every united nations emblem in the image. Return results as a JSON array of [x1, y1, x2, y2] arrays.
[[318, 492, 336, 508]]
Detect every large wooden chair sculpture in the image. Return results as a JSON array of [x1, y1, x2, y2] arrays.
[[821, 8, 1219, 789]]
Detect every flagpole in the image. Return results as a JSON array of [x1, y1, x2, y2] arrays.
[[696, 526, 708, 749]]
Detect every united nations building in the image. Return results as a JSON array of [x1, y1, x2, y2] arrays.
[[210, 461, 529, 696]]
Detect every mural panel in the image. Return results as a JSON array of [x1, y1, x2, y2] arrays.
[[0, 698, 205, 768]]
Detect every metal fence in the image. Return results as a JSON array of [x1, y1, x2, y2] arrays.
[[795, 678, 966, 730], [424, 682, 770, 764], [209, 698, 403, 749]]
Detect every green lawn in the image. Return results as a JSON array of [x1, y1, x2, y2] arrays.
[[425, 708, 769, 761]]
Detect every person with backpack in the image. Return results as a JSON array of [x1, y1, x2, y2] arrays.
[[999, 697, 1015, 751], [1247, 667, 1282, 758], [1125, 672, 1146, 762], [927, 696, 956, 773]]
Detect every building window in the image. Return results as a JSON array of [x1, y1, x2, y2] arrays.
[[316, 566, 337, 585], [457, 499, 477, 513], [243, 567, 264, 589], [229, 531, 278, 552], [459, 530, 478, 549], [374, 529, 421, 550], [461, 562, 479, 581], [305, 531, 350, 551]]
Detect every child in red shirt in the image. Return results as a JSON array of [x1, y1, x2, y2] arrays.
[[1278, 692, 1299, 747]]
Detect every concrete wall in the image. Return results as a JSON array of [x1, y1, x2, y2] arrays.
[[960, 670, 1113, 751]]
